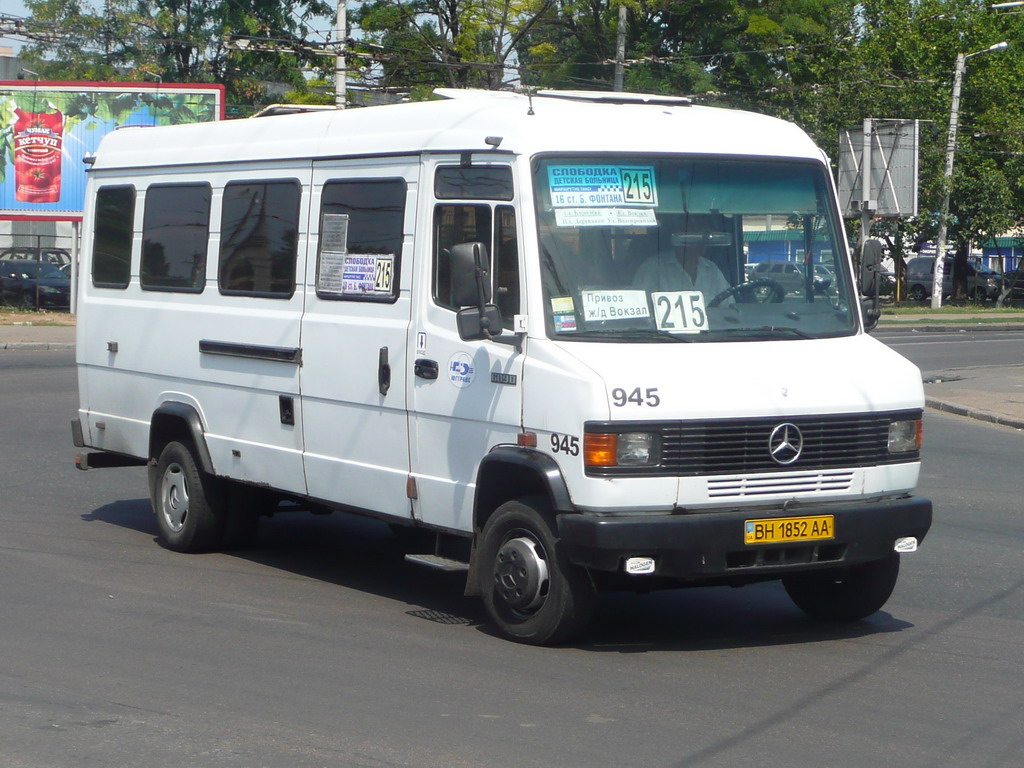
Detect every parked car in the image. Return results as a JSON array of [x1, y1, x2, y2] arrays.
[[905, 256, 1000, 302], [1001, 269, 1024, 305], [0, 259, 72, 309], [0, 247, 72, 267], [751, 260, 831, 294]]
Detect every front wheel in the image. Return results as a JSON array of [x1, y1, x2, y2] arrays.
[[783, 552, 900, 621], [478, 498, 596, 645], [150, 440, 225, 553]]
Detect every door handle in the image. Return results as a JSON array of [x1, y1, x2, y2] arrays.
[[414, 358, 439, 380], [378, 346, 391, 396]]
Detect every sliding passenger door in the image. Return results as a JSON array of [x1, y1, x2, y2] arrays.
[[300, 160, 418, 518]]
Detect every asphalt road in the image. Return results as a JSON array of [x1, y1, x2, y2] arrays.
[[875, 326, 1024, 373], [2, 350, 1022, 768]]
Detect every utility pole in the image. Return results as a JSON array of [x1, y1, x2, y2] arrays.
[[613, 4, 626, 92], [931, 42, 1007, 308], [335, 0, 346, 108], [859, 117, 874, 274]]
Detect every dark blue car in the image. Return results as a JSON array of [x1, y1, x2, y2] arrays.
[[0, 260, 71, 310]]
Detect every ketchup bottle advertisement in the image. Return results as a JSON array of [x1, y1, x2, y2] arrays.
[[13, 107, 64, 203], [1, 82, 223, 216]]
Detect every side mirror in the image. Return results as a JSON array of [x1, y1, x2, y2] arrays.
[[457, 305, 504, 341], [859, 239, 884, 332], [859, 239, 883, 296], [449, 242, 505, 341], [450, 241, 491, 308], [860, 297, 880, 332]]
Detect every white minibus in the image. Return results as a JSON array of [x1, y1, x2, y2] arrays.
[[73, 89, 931, 644]]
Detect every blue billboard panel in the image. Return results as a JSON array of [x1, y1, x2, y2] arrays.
[[0, 81, 224, 221]]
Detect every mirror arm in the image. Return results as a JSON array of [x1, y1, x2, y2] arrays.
[[488, 331, 524, 353]]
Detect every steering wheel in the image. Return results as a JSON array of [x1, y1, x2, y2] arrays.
[[708, 278, 786, 308]]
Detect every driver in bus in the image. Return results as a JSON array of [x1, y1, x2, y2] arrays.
[[633, 215, 734, 306]]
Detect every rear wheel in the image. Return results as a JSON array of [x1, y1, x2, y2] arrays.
[[150, 440, 225, 552], [783, 552, 900, 621], [908, 284, 927, 301], [478, 497, 596, 645]]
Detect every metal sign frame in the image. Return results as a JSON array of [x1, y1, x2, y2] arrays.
[[838, 119, 919, 218]]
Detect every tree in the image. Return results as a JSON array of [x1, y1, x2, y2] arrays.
[[352, 0, 556, 91], [18, 0, 332, 114]]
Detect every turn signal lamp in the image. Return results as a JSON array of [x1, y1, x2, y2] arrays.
[[584, 433, 618, 467]]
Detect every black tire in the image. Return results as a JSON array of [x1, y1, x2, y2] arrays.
[[150, 440, 225, 553], [908, 284, 927, 301], [477, 497, 596, 646], [783, 552, 900, 621]]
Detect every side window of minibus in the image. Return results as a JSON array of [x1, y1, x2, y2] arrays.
[[92, 185, 135, 288], [316, 178, 406, 303], [141, 183, 211, 293], [494, 205, 520, 329], [432, 164, 519, 330], [433, 204, 492, 311], [219, 180, 301, 298], [432, 205, 520, 331]]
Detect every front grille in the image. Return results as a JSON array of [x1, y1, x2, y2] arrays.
[[585, 410, 921, 478]]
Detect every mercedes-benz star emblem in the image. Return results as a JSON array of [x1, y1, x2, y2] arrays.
[[769, 423, 803, 465]]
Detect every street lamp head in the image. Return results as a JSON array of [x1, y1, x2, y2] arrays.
[[967, 41, 1009, 59]]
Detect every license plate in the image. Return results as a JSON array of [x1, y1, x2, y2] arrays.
[[744, 515, 834, 545]]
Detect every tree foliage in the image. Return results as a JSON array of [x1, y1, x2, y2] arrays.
[[19, 0, 332, 114]]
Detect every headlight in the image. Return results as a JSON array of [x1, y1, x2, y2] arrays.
[[888, 419, 922, 453], [584, 431, 660, 467]]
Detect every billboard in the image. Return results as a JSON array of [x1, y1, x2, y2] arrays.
[[837, 119, 919, 218], [0, 81, 224, 221]]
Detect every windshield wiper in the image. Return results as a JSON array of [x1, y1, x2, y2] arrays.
[[715, 326, 814, 340], [567, 328, 699, 342]]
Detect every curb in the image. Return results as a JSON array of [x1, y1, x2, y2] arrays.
[[0, 342, 75, 351], [926, 396, 1024, 430], [877, 323, 1024, 333]]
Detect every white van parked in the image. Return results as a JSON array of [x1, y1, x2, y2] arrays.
[[72, 89, 931, 645]]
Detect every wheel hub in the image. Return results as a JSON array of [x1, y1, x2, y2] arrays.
[[161, 463, 189, 532], [494, 536, 549, 612]]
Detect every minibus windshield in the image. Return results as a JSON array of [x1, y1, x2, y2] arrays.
[[533, 155, 857, 342]]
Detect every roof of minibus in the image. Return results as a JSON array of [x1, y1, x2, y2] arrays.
[[89, 89, 826, 171]]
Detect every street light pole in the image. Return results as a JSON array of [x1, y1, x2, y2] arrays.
[[931, 41, 1007, 308], [335, 0, 346, 109]]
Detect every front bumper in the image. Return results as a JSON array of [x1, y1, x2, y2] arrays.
[[558, 495, 932, 581]]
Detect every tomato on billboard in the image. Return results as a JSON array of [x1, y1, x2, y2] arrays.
[[0, 81, 224, 221]]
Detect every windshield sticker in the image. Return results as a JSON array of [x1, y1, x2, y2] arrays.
[[551, 296, 577, 333], [317, 214, 349, 294], [548, 165, 658, 208], [581, 290, 650, 322], [339, 253, 394, 296], [555, 207, 657, 228], [651, 291, 709, 333]]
